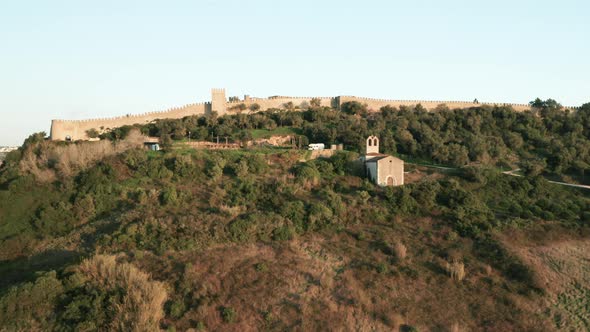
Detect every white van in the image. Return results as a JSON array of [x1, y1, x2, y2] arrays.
[[308, 143, 325, 151]]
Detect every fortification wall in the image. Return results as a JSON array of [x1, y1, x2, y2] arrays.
[[227, 96, 337, 112], [50, 88, 580, 141], [338, 96, 533, 112], [51, 102, 209, 141]]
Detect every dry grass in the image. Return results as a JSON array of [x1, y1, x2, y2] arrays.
[[127, 221, 558, 331], [444, 261, 466, 282], [218, 204, 244, 218], [393, 241, 407, 260], [450, 321, 467, 332], [79, 254, 167, 332], [19, 130, 144, 182], [154, 239, 396, 331], [510, 239, 590, 330]]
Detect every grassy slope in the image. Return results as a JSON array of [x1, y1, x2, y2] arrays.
[[249, 127, 302, 139], [0, 146, 589, 331]]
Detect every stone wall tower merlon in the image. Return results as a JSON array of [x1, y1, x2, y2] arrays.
[[211, 88, 227, 115]]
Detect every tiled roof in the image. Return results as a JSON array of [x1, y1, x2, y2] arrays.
[[366, 155, 391, 162]]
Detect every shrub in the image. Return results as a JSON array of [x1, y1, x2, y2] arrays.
[[0, 271, 64, 331], [444, 261, 466, 281], [173, 155, 196, 178], [255, 262, 268, 272], [228, 217, 253, 242], [358, 190, 370, 204], [86, 128, 100, 138], [393, 242, 407, 260], [308, 202, 334, 230], [280, 201, 306, 233], [160, 187, 178, 205], [249, 103, 261, 112], [74, 255, 168, 332], [234, 159, 249, 177], [168, 300, 186, 319], [272, 225, 295, 241], [221, 306, 236, 323], [19, 130, 144, 182], [341, 101, 367, 115], [295, 164, 320, 186]]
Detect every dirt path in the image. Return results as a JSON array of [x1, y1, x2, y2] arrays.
[[502, 168, 590, 190]]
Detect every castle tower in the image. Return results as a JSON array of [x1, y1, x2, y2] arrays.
[[366, 135, 379, 154], [211, 88, 227, 115]]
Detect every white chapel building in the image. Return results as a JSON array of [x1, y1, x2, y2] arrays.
[[362, 136, 404, 186]]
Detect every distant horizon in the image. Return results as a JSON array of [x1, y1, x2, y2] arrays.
[[2, 0, 589, 146]]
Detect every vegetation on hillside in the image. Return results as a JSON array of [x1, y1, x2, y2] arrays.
[[96, 99, 590, 181], [1, 100, 589, 330]]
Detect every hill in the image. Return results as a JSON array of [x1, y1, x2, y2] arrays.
[[1, 101, 589, 331]]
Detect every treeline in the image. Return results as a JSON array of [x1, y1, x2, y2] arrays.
[[101, 99, 590, 177]]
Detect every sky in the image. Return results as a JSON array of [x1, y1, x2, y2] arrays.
[[1, 0, 589, 146]]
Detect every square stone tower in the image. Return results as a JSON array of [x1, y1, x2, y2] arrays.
[[211, 88, 227, 115]]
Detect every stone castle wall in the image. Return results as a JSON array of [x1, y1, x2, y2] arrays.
[[50, 89, 580, 141], [228, 96, 338, 111], [338, 96, 533, 112], [51, 102, 209, 141]]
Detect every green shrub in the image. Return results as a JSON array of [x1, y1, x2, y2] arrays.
[[0, 271, 64, 331], [168, 300, 186, 319], [86, 128, 100, 138], [160, 187, 178, 205], [221, 306, 236, 323], [228, 217, 253, 242], [272, 225, 295, 241], [255, 262, 268, 272]]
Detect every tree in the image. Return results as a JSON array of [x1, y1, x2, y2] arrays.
[[86, 128, 99, 138], [249, 103, 261, 112], [521, 158, 547, 177], [284, 101, 295, 111], [341, 101, 367, 115], [310, 98, 321, 108]]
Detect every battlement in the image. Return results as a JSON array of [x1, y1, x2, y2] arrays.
[[52, 102, 211, 123], [49, 88, 581, 141]]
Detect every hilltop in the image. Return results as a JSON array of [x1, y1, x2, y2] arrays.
[[1, 100, 590, 331]]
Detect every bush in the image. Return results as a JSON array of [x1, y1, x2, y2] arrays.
[[160, 187, 178, 205], [393, 242, 407, 261], [168, 300, 186, 319], [444, 260, 466, 281], [221, 306, 236, 323], [255, 262, 268, 272], [70, 255, 168, 331], [341, 101, 367, 115], [272, 225, 295, 241], [249, 103, 261, 112], [228, 217, 254, 242], [86, 128, 100, 138], [280, 201, 306, 233], [0, 271, 64, 331]]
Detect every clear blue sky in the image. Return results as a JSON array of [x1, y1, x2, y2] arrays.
[[1, 0, 589, 146]]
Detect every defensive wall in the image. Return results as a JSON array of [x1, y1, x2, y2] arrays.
[[51, 102, 209, 141], [50, 88, 580, 141]]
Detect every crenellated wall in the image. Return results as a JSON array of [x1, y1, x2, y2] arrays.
[[337, 96, 535, 112], [50, 88, 580, 141], [51, 102, 209, 141], [227, 96, 338, 112]]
